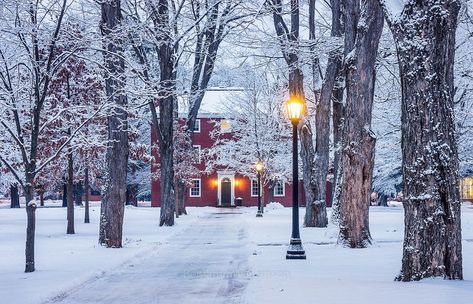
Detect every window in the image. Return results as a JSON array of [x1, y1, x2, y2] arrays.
[[461, 177, 473, 200], [274, 180, 285, 197], [190, 179, 201, 197], [251, 179, 260, 197], [193, 145, 201, 163], [193, 119, 201, 133], [220, 119, 231, 133]]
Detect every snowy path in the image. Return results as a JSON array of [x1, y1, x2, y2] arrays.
[[46, 210, 250, 304]]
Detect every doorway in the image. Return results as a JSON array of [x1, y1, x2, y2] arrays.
[[220, 178, 232, 206]]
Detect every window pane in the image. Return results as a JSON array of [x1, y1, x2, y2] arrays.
[[274, 180, 284, 196], [193, 119, 200, 132], [190, 179, 201, 196], [251, 179, 258, 196]]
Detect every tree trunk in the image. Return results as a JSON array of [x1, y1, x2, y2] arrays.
[[268, 181, 275, 205], [99, 0, 128, 247], [159, 136, 175, 226], [62, 183, 67, 207], [377, 193, 388, 207], [24, 177, 36, 273], [338, 0, 383, 248], [67, 150, 75, 234], [330, 85, 344, 223], [39, 191, 44, 207], [305, 0, 343, 228], [84, 166, 90, 224], [126, 183, 138, 206], [74, 182, 83, 206], [155, 0, 177, 227], [380, 0, 462, 281], [176, 179, 187, 216], [330, 0, 345, 218], [10, 184, 20, 208]]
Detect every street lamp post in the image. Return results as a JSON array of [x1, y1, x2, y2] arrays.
[[256, 161, 263, 218], [286, 96, 306, 260]]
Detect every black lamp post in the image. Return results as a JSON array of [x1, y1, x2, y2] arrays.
[[286, 96, 306, 260], [256, 161, 263, 217]]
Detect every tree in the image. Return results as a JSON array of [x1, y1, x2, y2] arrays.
[[336, 0, 383, 247], [0, 0, 72, 272], [268, 0, 328, 227], [99, 0, 129, 247], [204, 79, 293, 197], [305, 0, 343, 227], [379, 0, 463, 281], [124, 0, 249, 222]]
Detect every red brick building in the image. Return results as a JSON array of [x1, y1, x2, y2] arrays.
[[151, 88, 331, 208]]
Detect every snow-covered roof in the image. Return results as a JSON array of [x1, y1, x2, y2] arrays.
[[178, 87, 245, 118]]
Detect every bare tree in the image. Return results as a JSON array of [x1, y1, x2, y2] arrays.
[[304, 0, 344, 227], [268, 0, 328, 227], [99, 0, 129, 247], [125, 0, 248, 221], [0, 0, 70, 272], [337, 0, 383, 247], [379, 0, 463, 281]]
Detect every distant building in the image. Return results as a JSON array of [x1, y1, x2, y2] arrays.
[[461, 176, 473, 201], [151, 88, 332, 208]]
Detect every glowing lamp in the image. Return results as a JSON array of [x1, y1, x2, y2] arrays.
[[286, 96, 304, 123], [255, 161, 264, 172]]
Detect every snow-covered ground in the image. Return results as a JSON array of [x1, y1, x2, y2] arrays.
[[1, 203, 473, 304]]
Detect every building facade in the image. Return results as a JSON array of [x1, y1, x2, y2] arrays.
[[151, 89, 332, 208]]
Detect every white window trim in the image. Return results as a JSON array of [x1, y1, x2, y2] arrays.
[[193, 145, 201, 163], [251, 179, 259, 197], [274, 180, 285, 197], [193, 119, 201, 133], [189, 178, 201, 197]]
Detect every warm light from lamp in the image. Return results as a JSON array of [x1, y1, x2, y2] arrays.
[[286, 96, 304, 123], [255, 161, 263, 172]]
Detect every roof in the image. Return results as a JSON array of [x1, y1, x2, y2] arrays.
[[178, 87, 245, 118]]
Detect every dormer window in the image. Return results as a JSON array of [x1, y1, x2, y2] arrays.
[[193, 119, 201, 133], [220, 119, 231, 133]]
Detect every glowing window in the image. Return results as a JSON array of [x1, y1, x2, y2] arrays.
[[220, 119, 231, 133]]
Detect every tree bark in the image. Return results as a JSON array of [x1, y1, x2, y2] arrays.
[[74, 182, 83, 206], [153, 0, 177, 226], [62, 183, 67, 207], [39, 190, 44, 207], [338, 0, 383, 248], [84, 166, 90, 224], [377, 193, 388, 207], [305, 0, 344, 227], [126, 183, 138, 206], [67, 149, 74, 234], [380, 0, 462, 281], [10, 184, 20, 208], [99, 0, 128, 247], [176, 180, 187, 216], [330, 0, 345, 219], [24, 175, 36, 273]]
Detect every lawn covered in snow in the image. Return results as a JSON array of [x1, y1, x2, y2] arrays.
[[1, 203, 473, 304]]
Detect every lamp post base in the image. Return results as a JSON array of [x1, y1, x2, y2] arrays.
[[256, 210, 263, 217], [286, 238, 306, 259]]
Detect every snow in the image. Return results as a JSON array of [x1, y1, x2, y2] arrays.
[[178, 87, 245, 116], [381, 0, 405, 23], [1, 204, 473, 303]]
